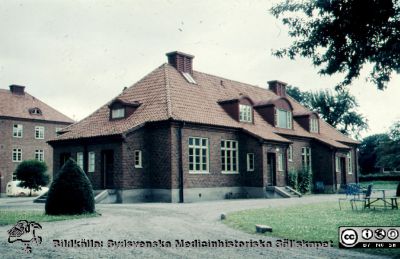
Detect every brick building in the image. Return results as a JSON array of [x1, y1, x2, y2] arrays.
[[49, 51, 359, 203], [0, 85, 74, 196]]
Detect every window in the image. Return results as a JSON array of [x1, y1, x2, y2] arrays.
[[246, 153, 254, 171], [35, 149, 44, 162], [221, 140, 239, 173], [111, 108, 125, 119], [88, 152, 95, 172], [30, 108, 42, 115], [276, 109, 292, 129], [301, 147, 312, 171], [182, 72, 197, 84], [77, 152, 84, 170], [188, 137, 209, 173], [239, 104, 252, 123], [56, 128, 63, 136], [13, 124, 23, 138], [277, 152, 285, 171], [12, 148, 22, 162], [287, 145, 293, 161], [347, 152, 353, 174], [134, 150, 142, 168], [35, 126, 44, 139], [310, 118, 319, 133], [335, 156, 340, 172]]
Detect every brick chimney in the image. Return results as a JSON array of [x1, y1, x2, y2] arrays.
[[268, 80, 287, 97], [166, 51, 194, 75], [9, 85, 25, 95]]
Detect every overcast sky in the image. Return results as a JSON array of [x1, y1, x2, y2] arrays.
[[1, 0, 399, 138]]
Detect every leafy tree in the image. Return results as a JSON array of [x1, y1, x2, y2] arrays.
[[376, 121, 400, 169], [46, 158, 95, 215], [271, 0, 400, 90], [358, 134, 390, 174], [14, 160, 49, 196], [287, 86, 368, 137]]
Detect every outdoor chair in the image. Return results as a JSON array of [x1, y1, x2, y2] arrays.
[[350, 184, 373, 210], [338, 184, 362, 210]]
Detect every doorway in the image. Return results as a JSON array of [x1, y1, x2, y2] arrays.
[[267, 153, 277, 186], [101, 150, 114, 189], [59, 152, 71, 168], [340, 157, 347, 185]]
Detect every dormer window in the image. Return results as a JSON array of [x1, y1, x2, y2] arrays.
[[108, 99, 141, 120], [276, 109, 292, 129], [310, 118, 319, 133], [239, 104, 252, 123], [29, 107, 42, 115], [111, 108, 125, 119]]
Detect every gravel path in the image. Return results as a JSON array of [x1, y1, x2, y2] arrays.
[[0, 195, 388, 258]]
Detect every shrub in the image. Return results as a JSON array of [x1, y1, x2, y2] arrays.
[[45, 158, 95, 215], [359, 172, 400, 182], [287, 169, 298, 190], [297, 167, 312, 194], [15, 160, 49, 196]]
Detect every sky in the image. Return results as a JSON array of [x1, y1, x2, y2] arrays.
[[1, 0, 399, 138]]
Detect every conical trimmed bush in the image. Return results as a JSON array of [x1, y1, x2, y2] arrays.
[[45, 158, 95, 215]]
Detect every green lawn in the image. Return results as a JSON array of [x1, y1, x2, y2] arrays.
[[0, 210, 98, 226], [360, 180, 399, 190], [224, 201, 399, 257]]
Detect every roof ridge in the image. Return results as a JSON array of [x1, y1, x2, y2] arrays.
[[163, 63, 173, 118], [194, 70, 270, 92]]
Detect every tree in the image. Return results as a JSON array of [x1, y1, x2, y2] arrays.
[[286, 86, 368, 138], [46, 158, 95, 215], [376, 121, 400, 169], [358, 134, 390, 174], [14, 160, 49, 196], [271, 0, 400, 90]]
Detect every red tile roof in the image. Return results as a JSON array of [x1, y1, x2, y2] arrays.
[[53, 63, 358, 148], [0, 89, 74, 124]]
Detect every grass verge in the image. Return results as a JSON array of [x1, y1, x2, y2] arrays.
[[224, 201, 399, 257], [0, 210, 99, 226]]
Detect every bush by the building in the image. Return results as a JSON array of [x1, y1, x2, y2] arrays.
[[45, 158, 95, 215]]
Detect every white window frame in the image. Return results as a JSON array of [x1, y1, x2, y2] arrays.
[[88, 152, 95, 172], [277, 152, 285, 171], [287, 145, 293, 162], [246, 153, 254, 172], [12, 148, 22, 162], [35, 126, 44, 139], [276, 109, 292, 129], [188, 137, 209, 173], [77, 152, 84, 170], [111, 108, 125, 119], [221, 139, 239, 174], [239, 104, 252, 123], [301, 147, 312, 171], [13, 124, 23, 138], [335, 156, 340, 172], [35, 149, 44, 162], [310, 118, 319, 133], [347, 152, 353, 174], [134, 150, 142, 168]]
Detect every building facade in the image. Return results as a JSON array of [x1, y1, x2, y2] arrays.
[[49, 51, 359, 203], [0, 85, 74, 196]]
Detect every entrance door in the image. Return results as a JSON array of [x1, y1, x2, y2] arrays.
[[59, 152, 71, 168], [267, 153, 277, 186], [101, 150, 114, 189], [340, 157, 347, 185]]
